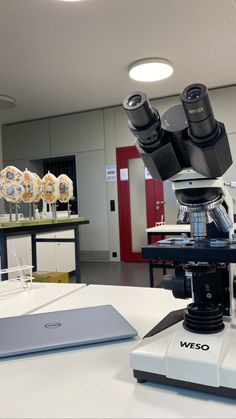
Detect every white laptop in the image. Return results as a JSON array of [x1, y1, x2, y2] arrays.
[[0, 305, 138, 358]]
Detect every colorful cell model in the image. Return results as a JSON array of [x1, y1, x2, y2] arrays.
[[0, 166, 24, 203], [22, 169, 41, 203], [58, 174, 73, 203], [33, 173, 42, 203], [41, 172, 59, 204]]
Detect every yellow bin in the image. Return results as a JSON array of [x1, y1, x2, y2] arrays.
[[33, 271, 69, 283]]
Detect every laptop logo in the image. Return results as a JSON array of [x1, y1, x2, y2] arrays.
[[45, 322, 62, 329]]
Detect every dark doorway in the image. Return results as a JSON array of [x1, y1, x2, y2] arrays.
[[43, 155, 78, 214]]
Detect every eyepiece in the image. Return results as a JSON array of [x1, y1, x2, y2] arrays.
[[185, 86, 202, 100], [180, 83, 217, 140], [123, 91, 156, 129], [127, 94, 143, 107]]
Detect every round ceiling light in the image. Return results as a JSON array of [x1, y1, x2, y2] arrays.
[[0, 95, 16, 109], [129, 59, 173, 82]]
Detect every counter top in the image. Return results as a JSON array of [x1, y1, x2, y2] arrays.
[[0, 281, 86, 318], [0, 216, 89, 230]]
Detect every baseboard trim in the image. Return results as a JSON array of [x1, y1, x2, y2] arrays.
[[80, 251, 110, 262]]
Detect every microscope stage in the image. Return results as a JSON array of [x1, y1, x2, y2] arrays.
[[142, 239, 236, 263]]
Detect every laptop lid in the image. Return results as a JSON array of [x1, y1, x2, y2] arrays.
[[0, 305, 138, 358]]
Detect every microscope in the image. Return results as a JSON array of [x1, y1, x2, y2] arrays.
[[123, 83, 236, 397]]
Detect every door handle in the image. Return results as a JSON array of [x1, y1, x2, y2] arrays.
[[156, 201, 165, 210]]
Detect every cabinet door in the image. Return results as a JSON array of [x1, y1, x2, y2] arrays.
[[36, 233, 57, 272], [50, 110, 104, 155], [36, 230, 75, 273], [55, 230, 75, 272], [2, 119, 50, 160]]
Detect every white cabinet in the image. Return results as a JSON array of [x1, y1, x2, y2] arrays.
[[50, 110, 104, 155], [36, 230, 75, 272], [36, 233, 57, 272], [7, 230, 76, 273], [2, 119, 50, 160]]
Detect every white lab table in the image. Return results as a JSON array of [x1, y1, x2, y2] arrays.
[[146, 224, 190, 235], [0, 283, 235, 418], [0, 281, 86, 317], [146, 223, 236, 237]]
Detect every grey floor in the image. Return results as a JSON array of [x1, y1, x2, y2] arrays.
[[71, 261, 165, 288]]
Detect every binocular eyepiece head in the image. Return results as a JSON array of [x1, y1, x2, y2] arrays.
[[123, 83, 217, 142], [123, 83, 232, 180]]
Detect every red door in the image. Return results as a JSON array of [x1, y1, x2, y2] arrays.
[[116, 146, 164, 262]]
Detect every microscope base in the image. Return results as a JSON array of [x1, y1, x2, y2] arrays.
[[131, 319, 236, 398], [133, 369, 236, 399]]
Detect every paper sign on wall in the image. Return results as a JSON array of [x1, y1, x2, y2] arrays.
[[120, 168, 129, 181], [106, 165, 117, 182]]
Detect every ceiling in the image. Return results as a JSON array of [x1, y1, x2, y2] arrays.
[[0, 0, 235, 125]]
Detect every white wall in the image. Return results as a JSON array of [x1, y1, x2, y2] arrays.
[[104, 108, 120, 260], [76, 150, 109, 255]]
